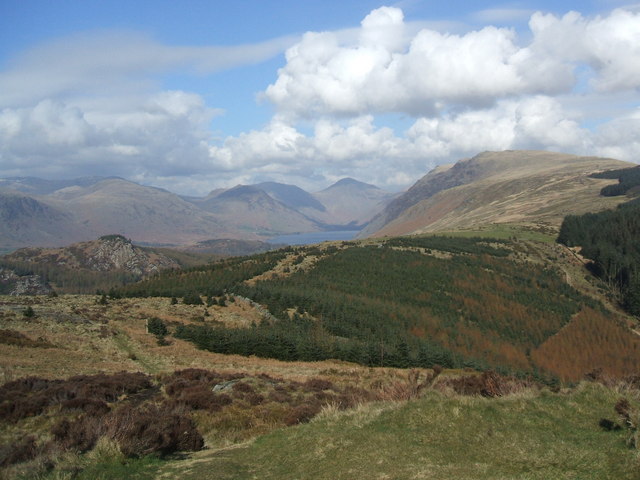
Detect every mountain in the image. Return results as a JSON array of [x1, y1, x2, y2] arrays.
[[256, 182, 326, 212], [37, 178, 242, 246], [0, 176, 116, 195], [0, 191, 82, 250], [0, 175, 395, 250], [360, 150, 633, 238], [312, 178, 397, 227], [191, 185, 323, 237], [0, 267, 53, 295], [189, 179, 393, 231]]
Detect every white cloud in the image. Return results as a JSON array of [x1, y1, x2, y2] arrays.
[[205, 96, 600, 192], [0, 91, 217, 179], [524, 9, 640, 92], [265, 6, 640, 119], [264, 12, 535, 117], [0, 30, 292, 188], [1, 6, 639, 197], [0, 31, 296, 108], [593, 107, 640, 160]]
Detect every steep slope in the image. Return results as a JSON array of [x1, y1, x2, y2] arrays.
[[0, 267, 53, 295], [361, 150, 633, 237], [0, 192, 85, 250], [256, 182, 326, 213], [312, 178, 396, 227], [193, 185, 322, 236]]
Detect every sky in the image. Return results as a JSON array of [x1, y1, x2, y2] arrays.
[[0, 0, 639, 196]]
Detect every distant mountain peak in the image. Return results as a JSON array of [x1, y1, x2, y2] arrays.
[[256, 182, 326, 212], [217, 185, 266, 199], [324, 178, 380, 191]]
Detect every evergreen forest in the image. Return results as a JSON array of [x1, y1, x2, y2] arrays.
[[558, 165, 640, 314], [115, 237, 640, 382]]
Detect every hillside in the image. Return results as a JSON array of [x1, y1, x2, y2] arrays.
[[1, 261, 639, 479], [558, 164, 640, 316], [361, 151, 633, 238], [0, 192, 82, 251], [115, 234, 640, 383], [46, 178, 241, 245], [190, 185, 323, 237], [4, 235, 179, 276], [312, 178, 396, 227]]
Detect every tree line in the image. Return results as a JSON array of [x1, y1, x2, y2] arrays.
[[558, 165, 640, 315]]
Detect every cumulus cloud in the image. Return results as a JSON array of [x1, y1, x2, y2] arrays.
[[1, 5, 639, 196], [206, 95, 611, 191], [265, 6, 640, 119], [0, 31, 292, 186], [0, 91, 216, 179]]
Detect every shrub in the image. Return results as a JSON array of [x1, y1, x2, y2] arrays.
[[105, 404, 204, 457], [0, 435, 39, 467], [615, 398, 639, 449], [51, 415, 102, 453], [284, 402, 322, 425], [437, 371, 534, 398], [0, 372, 152, 423], [183, 293, 203, 305], [232, 381, 256, 394], [147, 317, 168, 337], [303, 378, 334, 392], [61, 398, 110, 416]]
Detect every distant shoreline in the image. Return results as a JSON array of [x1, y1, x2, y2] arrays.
[[267, 230, 360, 245]]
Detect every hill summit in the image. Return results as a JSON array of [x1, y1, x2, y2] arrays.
[[361, 150, 633, 237], [4, 234, 179, 277]]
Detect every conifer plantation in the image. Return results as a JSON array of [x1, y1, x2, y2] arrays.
[[558, 165, 640, 315], [114, 236, 639, 382]]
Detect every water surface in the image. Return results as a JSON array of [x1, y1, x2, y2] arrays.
[[267, 230, 360, 246]]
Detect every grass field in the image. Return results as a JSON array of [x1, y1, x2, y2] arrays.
[[154, 383, 639, 480], [44, 382, 638, 480], [433, 223, 558, 243]]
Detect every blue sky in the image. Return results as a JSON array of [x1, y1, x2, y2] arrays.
[[1, 0, 639, 195]]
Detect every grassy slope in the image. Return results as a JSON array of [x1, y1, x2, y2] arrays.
[[370, 151, 631, 238], [158, 383, 639, 480]]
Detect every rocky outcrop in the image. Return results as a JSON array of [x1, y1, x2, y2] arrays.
[[0, 268, 53, 296], [81, 235, 179, 275], [4, 235, 180, 277]]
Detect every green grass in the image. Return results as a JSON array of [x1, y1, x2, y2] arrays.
[[158, 383, 639, 480], [435, 224, 557, 243], [73, 456, 163, 480]]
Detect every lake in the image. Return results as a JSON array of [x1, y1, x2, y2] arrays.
[[267, 230, 361, 246]]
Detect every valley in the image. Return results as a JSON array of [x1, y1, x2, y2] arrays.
[[0, 176, 393, 251], [1, 150, 639, 479]]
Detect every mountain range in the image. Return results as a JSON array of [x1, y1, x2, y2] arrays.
[[1, 150, 635, 252], [0, 176, 395, 251]]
